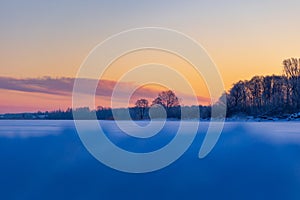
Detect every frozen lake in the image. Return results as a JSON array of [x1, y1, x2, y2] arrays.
[[0, 120, 300, 199]]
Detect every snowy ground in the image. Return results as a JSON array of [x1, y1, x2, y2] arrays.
[[0, 120, 300, 199]]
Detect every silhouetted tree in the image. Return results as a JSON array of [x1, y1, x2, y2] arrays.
[[283, 58, 300, 110], [152, 90, 179, 108], [152, 90, 180, 118], [96, 106, 113, 120], [135, 99, 149, 119]]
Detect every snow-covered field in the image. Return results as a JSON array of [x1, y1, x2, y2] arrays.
[[0, 120, 300, 199]]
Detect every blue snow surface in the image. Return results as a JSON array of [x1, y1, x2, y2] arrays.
[[0, 120, 300, 200]]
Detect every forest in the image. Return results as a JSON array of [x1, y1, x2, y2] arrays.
[[224, 58, 300, 118]]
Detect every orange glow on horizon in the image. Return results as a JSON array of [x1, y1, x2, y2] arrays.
[[0, 89, 71, 113]]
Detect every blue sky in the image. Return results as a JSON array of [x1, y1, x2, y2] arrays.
[[0, 0, 300, 112]]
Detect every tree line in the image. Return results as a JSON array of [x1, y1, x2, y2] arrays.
[[53, 90, 210, 120], [0, 90, 210, 120], [1, 58, 299, 120], [224, 58, 300, 117]]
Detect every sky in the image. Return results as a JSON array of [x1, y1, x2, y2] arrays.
[[0, 0, 300, 113]]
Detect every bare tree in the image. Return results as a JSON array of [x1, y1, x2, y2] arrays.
[[151, 90, 180, 118], [228, 81, 247, 113], [248, 76, 264, 113], [152, 90, 180, 109], [283, 58, 300, 78], [135, 99, 149, 119], [283, 58, 300, 109]]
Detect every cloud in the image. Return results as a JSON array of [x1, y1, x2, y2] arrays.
[[0, 76, 160, 98], [0, 76, 78, 96], [0, 76, 210, 106]]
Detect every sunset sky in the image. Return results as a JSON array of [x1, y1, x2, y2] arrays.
[[1, 0, 300, 113]]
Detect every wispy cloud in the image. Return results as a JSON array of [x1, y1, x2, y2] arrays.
[[0, 76, 72, 96], [0, 76, 163, 98], [0, 76, 210, 106]]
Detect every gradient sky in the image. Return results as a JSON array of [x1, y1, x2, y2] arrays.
[[1, 0, 300, 113]]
